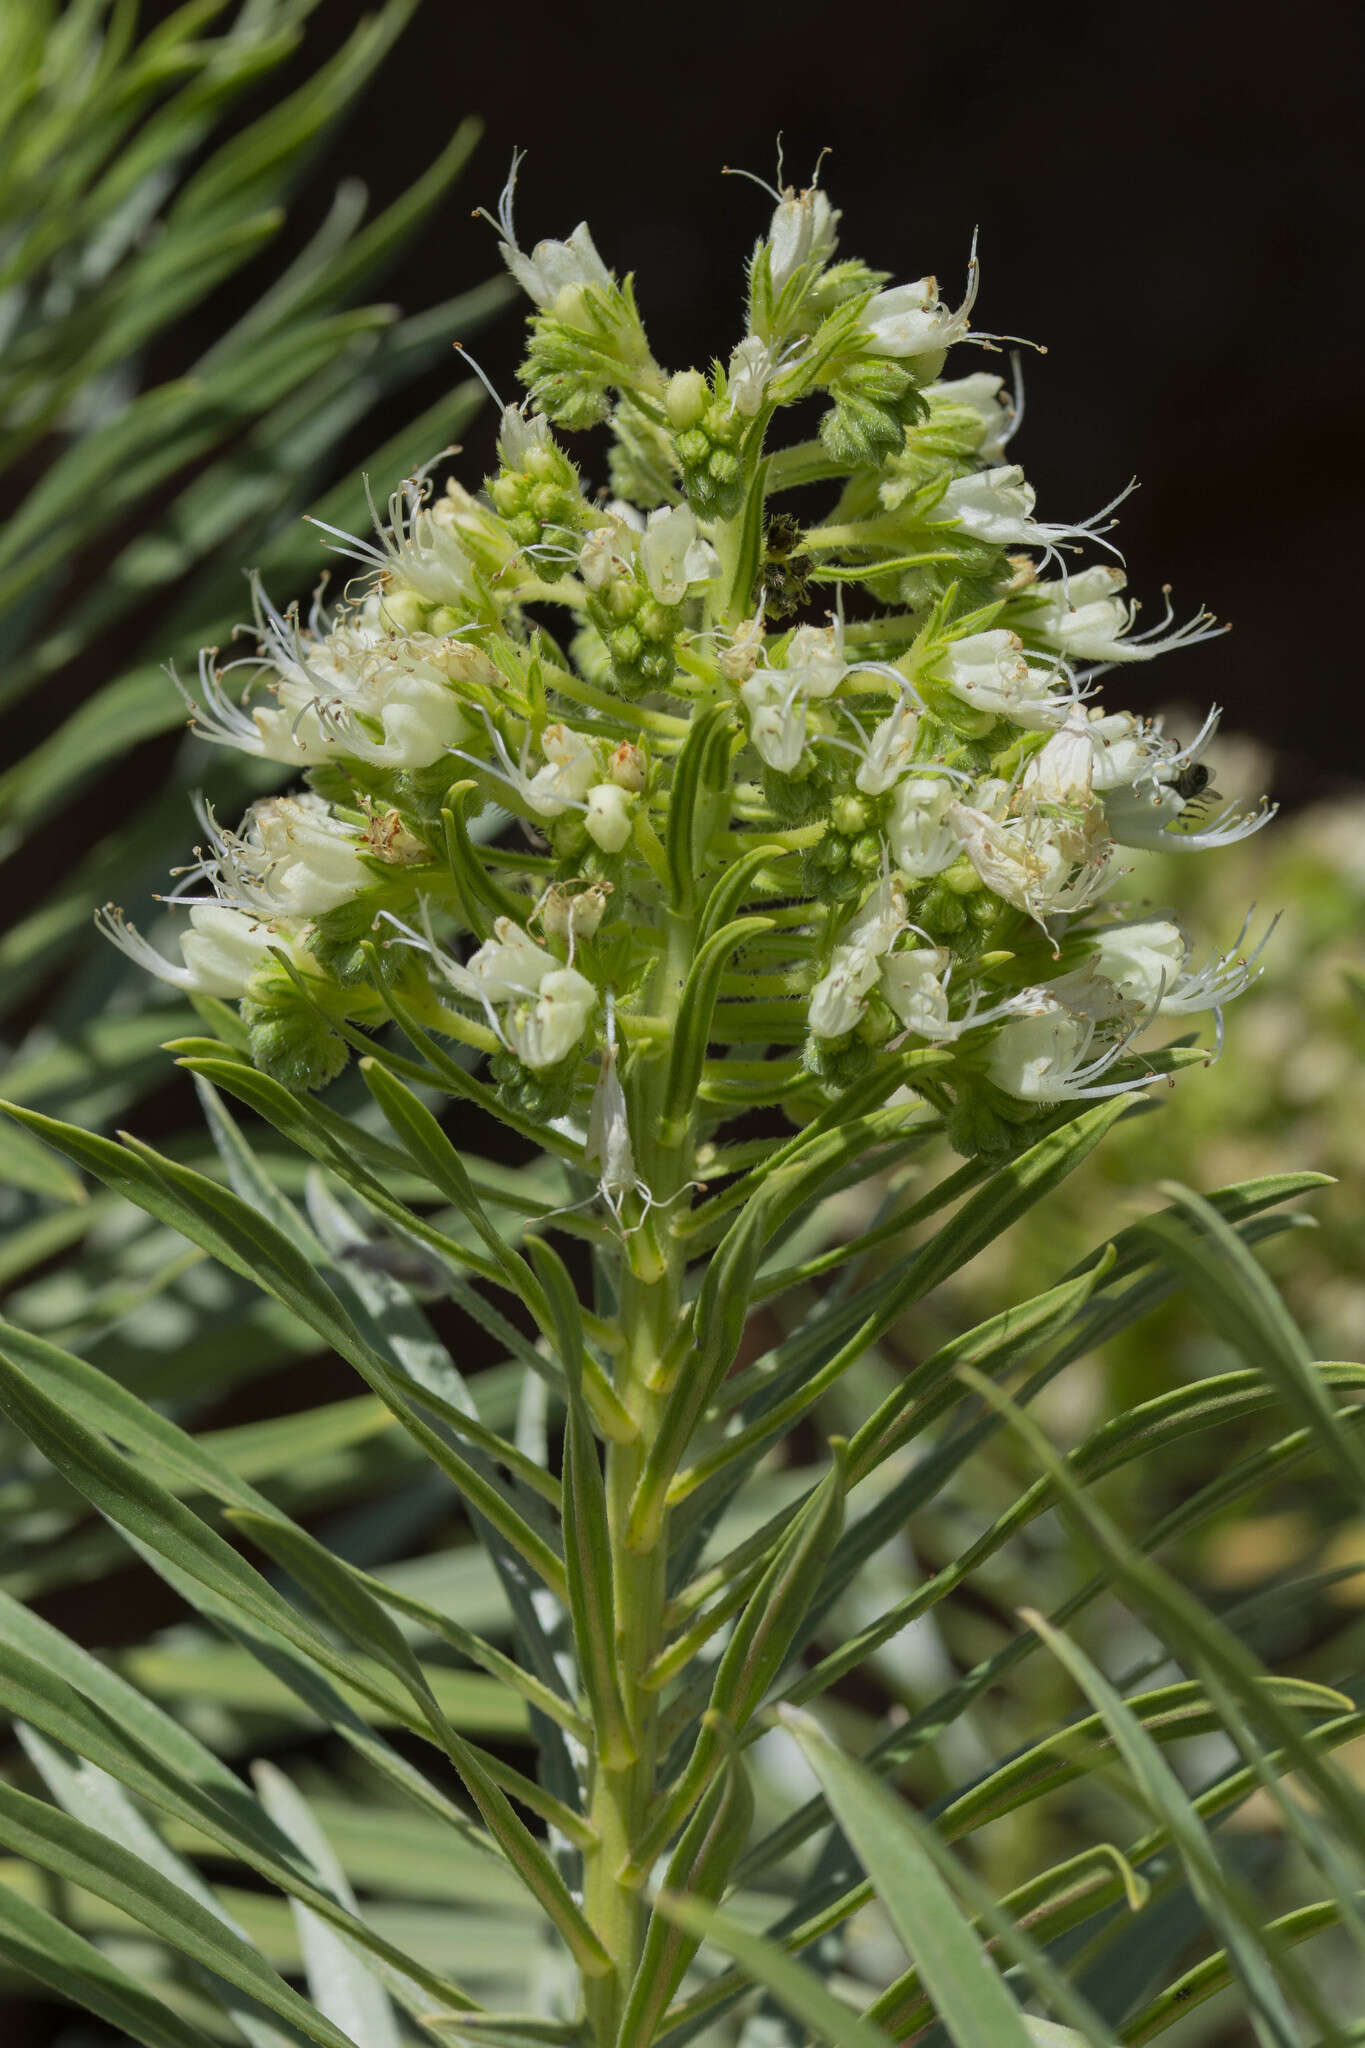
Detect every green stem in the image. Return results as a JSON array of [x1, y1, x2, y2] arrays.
[[580, 420, 774, 2033], [581, 914, 693, 2044]]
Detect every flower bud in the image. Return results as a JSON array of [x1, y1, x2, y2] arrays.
[[666, 370, 709, 428], [507, 965, 596, 1069], [607, 742, 648, 791], [539, 881, 612, 944], [584, 783, 635, 853]]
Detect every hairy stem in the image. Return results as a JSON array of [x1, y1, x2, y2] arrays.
[[582, 916, 694, 2041]]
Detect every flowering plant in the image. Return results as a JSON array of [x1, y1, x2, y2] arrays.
[[3, 158, 1362, 2048]]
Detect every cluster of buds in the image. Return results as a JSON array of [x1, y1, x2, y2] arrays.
[[107, 161, 1273, 1170]]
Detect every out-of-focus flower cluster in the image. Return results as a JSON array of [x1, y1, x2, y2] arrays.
[[900, 775, 1365, 1377], [105, 160, 1274, 1167]]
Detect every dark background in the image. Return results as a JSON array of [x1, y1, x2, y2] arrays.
[[132, 0, 1364, 805], [7, 1, 1363, 2040]]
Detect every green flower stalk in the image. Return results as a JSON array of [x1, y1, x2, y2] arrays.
[[91, 158, 1293, 2039]]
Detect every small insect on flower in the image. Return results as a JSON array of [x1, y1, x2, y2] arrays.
[[756, 513, 813, 621]]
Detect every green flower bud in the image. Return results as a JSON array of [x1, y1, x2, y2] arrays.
[[666, 369, 709, 428], [241, 969, 349, 1093]]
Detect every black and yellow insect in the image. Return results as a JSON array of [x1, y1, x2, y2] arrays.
[[756, 513, 813, 621]]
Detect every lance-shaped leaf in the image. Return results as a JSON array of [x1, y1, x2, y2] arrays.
[[618, 1727, 755, 2048], [665, 702, 737, 911], [732, 1310, 1365, 1897], [1120, 1897, 1356, 2046], [668, 1095, 1141, 1521], [0, 1343, 449, 1735], [229, 1507, 611, 1979], [696, 839, 789, 949], [968, 1365, 1365, 1876], [624, 1450, 846, 1881], [442, 782, 527, 936], [781, 1708, 1049, 2048], [788, 1361, 1365, 1712], [1142, 1180, 1365, 1498], [1019, 1612, 1321, 2047], [525, 1237, 634, 1766], [0, 1105, 566, 1594], [0, 1778, 358, 2048], [659, 915, 776, 1141], [654, 1891, 894, 2048], [252, 1762, 404, 2048], [0, 1634, 474, 2011], [359, 1058, 553, 1327], [0, 1874, 214, 2048], [626, 1190, 773, 1551], [844, 1256, 1116, 1484]]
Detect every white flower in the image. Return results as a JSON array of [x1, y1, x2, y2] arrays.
[[1088, 914, 1274, 1016], [97, 901, 295, 998], [310, 478, 478, 611], [606, 741, 647, 791], [783, 619, 848, 699], [183, 587, 481, 772], [880, 946, 952, 1038], [727, 335, 775, 416], [863, 253, 978, 360], [527, 724, 600, 817], [1087, 707, 1276, 851], [176, 794, 367, 920], [1104, 783, 1276, 854], [937, 629, 1070, 729], [740, 668, 806, 772], [1024, 566, 1223, 666], [507, 966, 597, 1069], [537, 881, 612, 947], [948, 796, 1113, 927], [578, 512, 640, 592], [926, 370, 1017, 462], [639, 504, 719, 605], [886, 774, 960, 877], [446, 918, 554, 1003], [985, 997, 1140, 1102], [497, 404, 557, 471], [808, 879, 906, 1040], [1085, 921, 1188, 1010], [492, 155, 611, 311], [1019, 712, 1097, 804], [935, 467, 1132, 576], [767, 185, 840, 296], [507, 223, 611, 310], [584, 784, 635, 853], [421, 912, 595, 1068], [739, 622, 847, 772], [852, 696, 921, 795], [720, 602, 766, 683]]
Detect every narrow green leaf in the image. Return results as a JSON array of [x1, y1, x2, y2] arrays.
[[0, 1104, 567, 1594], [1143, 1181, 1365, 1498], [625, 1453, 846, 1881], [230, 1509, 609, 1980], [1018, 1610, 1313, 2047], [618, 1740, 754, 2048], [654, 1891, 894, 2048], [0, 1873, 215, 2048], [0, 1779, 357, 2048], [0, 1633, 471, 2010], [660, 915, 775, 1137], [359, 1057, 553, 1332], [782, 1708, 1042, 2048], [251, 1762, 404, 2048], [524, 1237, 633, 1766]]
